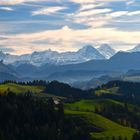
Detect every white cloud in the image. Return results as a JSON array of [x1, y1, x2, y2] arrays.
[[0, 0, 54, 5], [68, 0, 131, 28], [70, 10, 130, 28], [126, 0, 135, 5], [127, 11, 140, 16], [69, 6, 113, 28], [75, 8, 112, 17], [109, 11, 128, 18], [0, 0, 23, 5], [32, 6, 66, 16], [0, 7, 14, 11], [69, 0, 94, 4], [1, 26, 140, 54], [80, 3, 104, 11], [70, 0, 126, 4]]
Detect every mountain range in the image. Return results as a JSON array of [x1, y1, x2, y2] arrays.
[[1, 44, 140, 66], [1, 44, 140, 86], [1, 50, 140, 83]]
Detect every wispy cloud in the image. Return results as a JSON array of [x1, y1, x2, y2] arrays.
[[109, 11, 128, 18], [127, 11, 140, 16], [0, 26, 140, 54], [126, 0, 135, 5], [74, 8, 112, 17], [80, 3, 104, 11], [70, 0, 126, 4], [0, 7, 14, 11], [0, 0, 53, 5], [32, 6, 67, 16]]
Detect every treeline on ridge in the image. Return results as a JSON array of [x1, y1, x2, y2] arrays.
[[0, 92, 92, 140]]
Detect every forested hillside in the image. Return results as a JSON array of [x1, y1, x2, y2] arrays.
[[0, 81, 140, 140]]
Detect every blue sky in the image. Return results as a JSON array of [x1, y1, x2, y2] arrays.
[[0, 0, 140, 54]]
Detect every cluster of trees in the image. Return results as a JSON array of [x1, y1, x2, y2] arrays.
[[2, 80, 48, 86], [1, 80, 140, 140], [0, 91, 92, 140], [2, 80, 140, 103], [44, 81, 91, 98], [2, 80, 93, 99], [132, 132, 140, 140], [94, 101, 140, 130], [111, 136, 128, 140], [99, 80, 140, 104], [104, 81, 140, 96]]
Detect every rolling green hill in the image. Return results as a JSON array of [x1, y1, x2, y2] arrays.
[[0, 83, 44, 95], [95, 87, 119, 96], [65, 99, 138, 139], [65, 99, 123, 112], [0, 82, 138, 140], [0, 83, 66, 99], [65, 110, 135, 140]]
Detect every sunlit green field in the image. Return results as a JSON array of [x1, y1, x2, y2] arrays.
[[0, 83, 66, 99], [65, 110, 135, 140], [95, 87, 119, 96], [0, 83, 136, 139], [65, 99, 136, 140], [65, 99, 123, 112], [0, 83, 44, 95]]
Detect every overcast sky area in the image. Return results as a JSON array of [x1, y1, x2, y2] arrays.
[[0, 0, 140, 54]]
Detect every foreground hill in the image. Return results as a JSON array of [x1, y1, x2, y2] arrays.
[[65, 97, 137, 140], [0, 81, 140, 140], [66, 110, 135, 140], [66, 98, 140, 126], [0, 83, 44, 95], [0, 93, 93, 140], [0, 81, 90, 98]]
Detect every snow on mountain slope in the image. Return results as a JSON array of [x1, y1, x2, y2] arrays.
[[128, 44, 140, 52], [0, 45, 106, 66], [97, 44, 116, 59]]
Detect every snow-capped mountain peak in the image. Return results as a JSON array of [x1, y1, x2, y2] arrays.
[[98, 44, 116, 59], [128, 44, 140, 52], [78, 45, 96, 53], [78, 45, 105, 59], [1, 45, 107, 66]]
